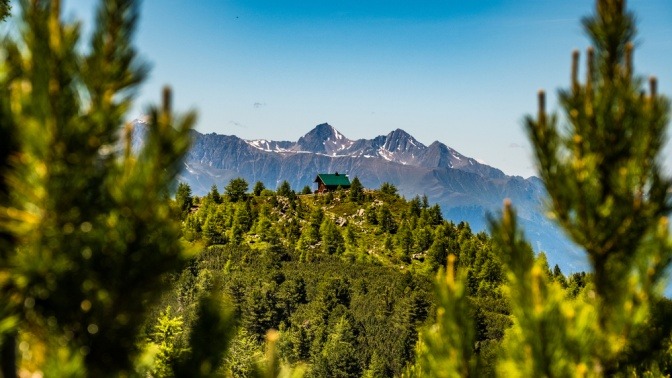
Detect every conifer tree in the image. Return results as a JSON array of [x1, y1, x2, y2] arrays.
[[225, 178, 248, 202], [320, 218, 345, 255], [411, 256, 478, 377], [508, 0, 671, 372], [175, 182, 193, 218], [349, 176, 364, 203], [397, 222, 414, 263], [413, 0, 672, 376], [277, 180, 293, 198], [379, 182, 398, 197], [378, 204, 397, 234], [210, 183, 223, 204], [0, 0, 230, 375], [253, 180, 266, 196]]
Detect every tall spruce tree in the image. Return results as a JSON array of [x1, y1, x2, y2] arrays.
[[0, 0, 232, 375], [412, 0, 672, 376], [515, 0, 672, 373]]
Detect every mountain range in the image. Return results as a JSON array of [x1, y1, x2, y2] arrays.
[[137, 121, 585, 272]]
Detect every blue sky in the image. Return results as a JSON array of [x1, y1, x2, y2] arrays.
[[16, 1, 672, 177]]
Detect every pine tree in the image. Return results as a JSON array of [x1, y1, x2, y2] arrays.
[[413, 0, 672, 376], [203, 209, 227, 245], [225, 177, 248, 202], [0, 1, 230, 375], [307, 207, 324, 244], [230, 202, 253, 245], [408, 195, 422, 218], [515, 0, 671, 373], [312, 316, 362, 377], [210, 183, 223, 204], [410, 256, 477, 377], [349, 176, 364, 203], [277, 180, 293, 198], [253, 180, 266, 196], [379, 182, 398, 197], [397, 222, 414, 263], [378, 204, 397, 234], [413, 226, 434, 253], [145, 307, 189, 377], [175, 182, 193, 218], [321, 218, 345, 255]]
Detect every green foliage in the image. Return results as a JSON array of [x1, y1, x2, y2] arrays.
[[146, 307, 189, 377], [379, 182, 398, 197], [255, 205, 274, 241], [224, 327, 264, 376], [426, 204, 444, 226], [427, 225, 456, 271], [203, 208, 227, 245], [323, 190, 334, 205], [349, 176, 364, 203], [225, 177, 249, 202], [175, 182, 193, 218], [8, 3, 662, 377], [410, 256, 478, 377], [408, 196, 422, 218], [190, 235, 434, 376], [320, 218, 345, 255], [301, 185, 313, 195], [0, 1, 234, 375], [0, 0, 9, 22], [307, 208, 324, 244], [0, 0, 544, 376], [413, 226, 434, 253], [421, 195, 429, 209], [277, 180, 294, 198], [231, 201, 254, 244], [491, 203, 600, 376], [520, 0, 671, 373], [311, 316, 362, 378], [414, 1, 672, 376], [172, 289, 236, 376], [261, 188, 276, 197], [378, 204, 398, 234], [365, 204, 378, 225], [254, 181, 267, 196], [210, 183, 223, 204], [397, 222, 414, 263], [160, 166, 523, 374], [530, 1, 671, 315]]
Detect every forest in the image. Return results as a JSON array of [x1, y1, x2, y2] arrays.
[[148, 179, 595, 377], [1, 0, 672, 377]]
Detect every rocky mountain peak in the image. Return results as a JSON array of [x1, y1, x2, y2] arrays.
[[295, 123, 351, 154], [383, 128, 425, 152], [302, 123, 345, 141]]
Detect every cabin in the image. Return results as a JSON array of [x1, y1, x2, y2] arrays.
[[314, 172, 351, 193]]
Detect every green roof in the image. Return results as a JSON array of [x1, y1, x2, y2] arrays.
[[315, 173, 351, 187]]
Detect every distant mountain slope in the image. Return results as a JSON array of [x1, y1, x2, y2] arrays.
[[136, 121, 584, 272]]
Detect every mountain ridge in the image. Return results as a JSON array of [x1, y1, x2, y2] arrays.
[[241, 123, 506, 178], [136, 121, 584, 272]]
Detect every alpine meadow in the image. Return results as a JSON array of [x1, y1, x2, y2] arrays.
[[1, 0, 672, 377]]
